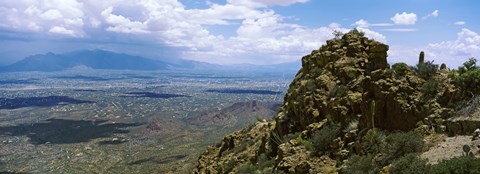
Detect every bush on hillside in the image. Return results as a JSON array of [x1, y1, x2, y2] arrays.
[[453, 57, 480, 97], [380, 131, 425, 165], [430, 156, 480, 174], [360, 129, 385, 155], [343, 154, 376, 174], [312, 124, 340, 153], [421, 79, 442, 99], [415, 60, 439, 80], [391, 62, 410, 77], [391, 154, 429, 174]]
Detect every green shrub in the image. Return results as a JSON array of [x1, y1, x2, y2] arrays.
[[296, 136, 314, 151], [453, 58, 480, 96], [270, 131, 283, 146], [312, 124, 340, 153], [361, 129, 385, 154], [458, 57, 479, 73], [391, 154, 429, 174], [421, 79, 442, 98], [343, 154, 376, 174], [392, 62, 410, 77], [415, 60, 439, 80], [256, 154, 275, 169], [430, 156, 480, 174], [236, 162, 256, 174], [380, 131, 425, 165], [236, 154, 275, 174]]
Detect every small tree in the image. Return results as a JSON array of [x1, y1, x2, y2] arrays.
[[333, 30, 343, 40], [392, 62, 410, 77], [453, 57, 480, 96]]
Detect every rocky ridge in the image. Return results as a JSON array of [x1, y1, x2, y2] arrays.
[[194, 30, 476, 173]]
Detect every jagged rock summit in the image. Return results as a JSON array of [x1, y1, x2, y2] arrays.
[[194, 30, 461, 173]]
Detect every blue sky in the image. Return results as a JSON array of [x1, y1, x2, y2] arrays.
[[0, 0, 478, 67]]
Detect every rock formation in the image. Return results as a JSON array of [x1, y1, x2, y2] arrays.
[[194, 29, 468, 173]]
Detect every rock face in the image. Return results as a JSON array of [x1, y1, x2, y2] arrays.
[[275, 30, 429, 134], [194, 30, 460, 173], [446, 96, 480, 136]]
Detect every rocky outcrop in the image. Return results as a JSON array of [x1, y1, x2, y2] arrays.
[[275, 30, 435, 134], [446, 96, 480, 136], [194, 30, 461, 173]]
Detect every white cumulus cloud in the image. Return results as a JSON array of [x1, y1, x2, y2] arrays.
[[422, 10, 439, 20], [454, 21, 466, 25], [49, 26, 77, 36], [0, 0, 84, 36], [227, 0, 308, 8], [426, 28, 480, 67], [0, 0, 388, 64], [390, 12, 417, 25]]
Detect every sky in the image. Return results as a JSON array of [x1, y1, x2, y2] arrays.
[[0, 0, 478, 68]]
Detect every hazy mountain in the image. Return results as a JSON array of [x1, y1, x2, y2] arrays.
[[0, 50, 172, 72], [0, 49, 301, 73]]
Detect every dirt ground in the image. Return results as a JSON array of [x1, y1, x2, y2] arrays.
[[421, 135, 480, 164]]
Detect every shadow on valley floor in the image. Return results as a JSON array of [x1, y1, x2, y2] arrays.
[[0, 119, 142, 145], [0, 171, 30, 174], [120, 92, 189, 99], [0, 79, 37, 85], [0, 96, 94, 110], [53, 75, 122, 81], [128, 154, 187, 165], [206, 89, 282, 95], [73, 89, 103, 92]]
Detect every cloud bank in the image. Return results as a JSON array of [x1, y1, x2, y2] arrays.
[[0, 0, 390, 64]]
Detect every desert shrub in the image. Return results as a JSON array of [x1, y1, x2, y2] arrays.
[[458, 57, 479, 73], [221, 160, 235, 173], [391, 154, 429, 174], [392, 62, 410, 77], [430, 156, 480, 174], [257, 154, 275, 169], [236, 154, 275, 174], [380, 131, 425, 165], [270, 131, 283, 146], [415, 60, 439, 80], [296, 135, 314, 151], [236, 162, 256, 174], [453, 58, 480, 96], [312, 124, 340, 153], [343, 154, 376, 174], [421, 79, 442, 98], [361, 129, 385, 154]]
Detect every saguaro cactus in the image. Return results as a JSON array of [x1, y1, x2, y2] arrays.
[[440, 63, 447, 70], [419, 51, 425, 65]]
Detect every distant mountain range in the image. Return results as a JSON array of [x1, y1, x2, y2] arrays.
[[0, 49, 300, 73]]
